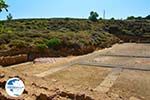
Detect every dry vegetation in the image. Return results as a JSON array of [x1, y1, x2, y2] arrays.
[[0, 18, 150, 63]]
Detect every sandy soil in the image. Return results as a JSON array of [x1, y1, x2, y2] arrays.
[[108, 70, 150, 100], [44, 65, 111, 92]]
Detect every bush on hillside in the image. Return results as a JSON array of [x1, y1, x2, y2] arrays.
[[108, 25, 122, 34], [0, 34, 8, 44], [46, 38, 61, 48], [9, 40, 29, 48], [36, 43, 47, 51], [0, 44, 8, 50]]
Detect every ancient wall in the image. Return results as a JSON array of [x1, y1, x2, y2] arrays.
[[0, 54, 28, 66]]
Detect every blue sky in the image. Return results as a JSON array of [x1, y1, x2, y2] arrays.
[[0, 0, 150, 19]]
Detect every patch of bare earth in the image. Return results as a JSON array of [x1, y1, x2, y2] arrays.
[[108, 70, 150, 100], [44, 65, 111, 92]]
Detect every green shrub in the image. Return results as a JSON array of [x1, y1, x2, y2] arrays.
[[33, 38, 45, 44], [0, 44, 8, 50], [64, 17, 70, 21], [0, 34, 9, 44], [36, 43, 47, 50], [9, 40, 29, 48], [145, 15, 150, 20], [88, 11, 99, 22], [110, 17, 115, 20], [0, 0, 8, 12], [127, 16, 135, 20], [99, 17, 103, 20], [122, 29, 134, 36], [108, 25, 122, 34], [46, 38, 61, 48]]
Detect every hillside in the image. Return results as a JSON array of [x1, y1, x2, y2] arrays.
[[0, 18, 150, 65]]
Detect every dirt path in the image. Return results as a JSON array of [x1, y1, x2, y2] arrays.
[[35, 63, 73, 77], [94, 68, 123, 93]]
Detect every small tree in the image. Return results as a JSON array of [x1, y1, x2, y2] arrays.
[[7, 13, 13, 21], [88, 11, 99, 22], [99, 17, 103, 20], [127, 16, 135, 20], [145, 15, 150, 20], [136, 16, 142, 20], [0, 0, 8, 12], [110, 17, 115, 20]]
